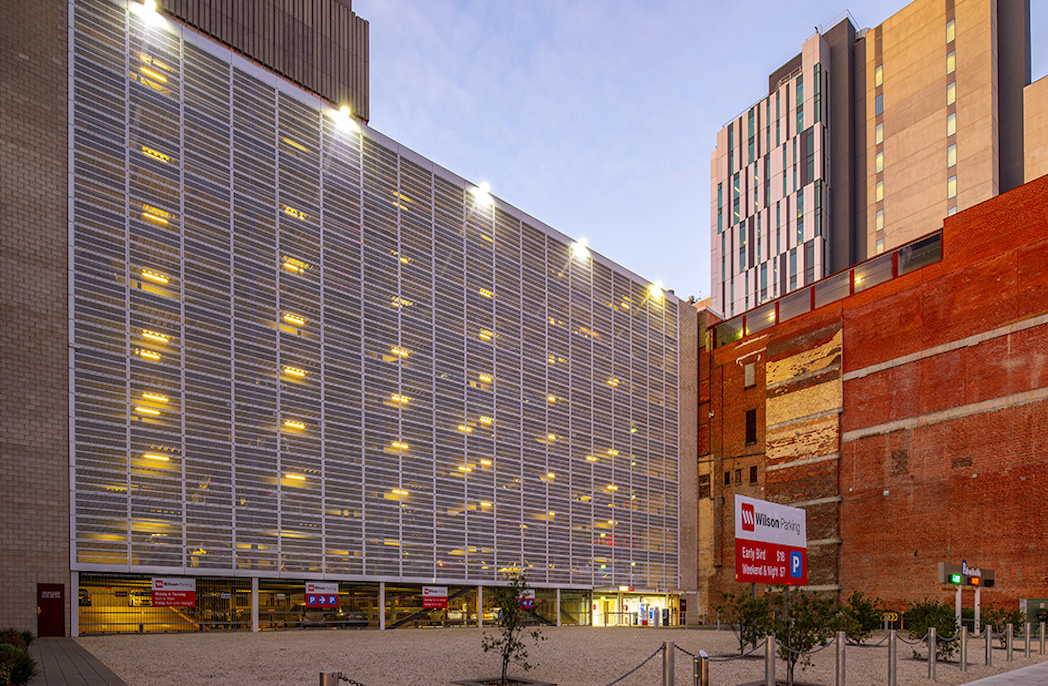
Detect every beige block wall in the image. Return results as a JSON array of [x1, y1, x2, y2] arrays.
[[1025, 76, 1048, 182], [677, 302, 699, 614], [866, 0, 998, 256], [0, 0, 71, 634]]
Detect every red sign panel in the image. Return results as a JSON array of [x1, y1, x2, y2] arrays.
[[734, 539, 808, 586], [152, 577, 196, 607], [306, 582, 339, 608], [422, 586, 448, 609]]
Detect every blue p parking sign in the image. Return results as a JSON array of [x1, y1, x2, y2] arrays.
[[790, 551, 803, 578]]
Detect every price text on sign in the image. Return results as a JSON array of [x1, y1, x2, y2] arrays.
[[733, 495, 808, 586]]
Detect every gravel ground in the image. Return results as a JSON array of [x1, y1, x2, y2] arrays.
[[78, 627, 1048, 686]]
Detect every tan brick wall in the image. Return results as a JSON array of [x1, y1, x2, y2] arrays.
[[0, 0, 70, 634]]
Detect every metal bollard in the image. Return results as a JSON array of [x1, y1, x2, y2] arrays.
[[319, 672, 342, 686], [959, 626, 968, 672], [766, 635, 776, 686], [1006, 623, 1013, 661], [1026, 623, 1032, 659], [835, 630, 846, 686], [986, 624, 993, 666], [694, 650, 709, 686], [663, 641, 674, 686], [1042, 622, 1046, 655], [888, 629, 897, 686], [929, 626, 937, 681]]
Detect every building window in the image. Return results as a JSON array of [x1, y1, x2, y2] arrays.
[[876, 180, 884, 202], [745, 409, 757, 445], [947, 206, 958, 216], [874, 64, 883, 87], [876, 238, 885, 254], [734, 468, 743, 484], [946, 50, 956, 75], [876, 209, 884, 231], [724, 471, 731, 486], [947, 143, 957, 167], [947, 113, 957, 136], [744, 362, 755, 388], [875, 93, 883, 116], [749, 465, 758, 484], [948, 174, 957, 199], [946, 19, 956, 43], [875, 122, 884, 145], [876, 151, 884, 173], [699, 473, 711, 499], [947, 82, 956, 105]]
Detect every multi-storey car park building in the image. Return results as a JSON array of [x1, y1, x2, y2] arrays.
[[709, 0, 1035, 318], [0, 0, 699, 636]]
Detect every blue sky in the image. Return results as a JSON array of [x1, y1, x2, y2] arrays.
[[355, 0, 1048, 301]]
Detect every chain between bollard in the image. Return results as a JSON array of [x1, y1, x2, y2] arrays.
[[708, 638, 767, 662], [338, 675, 369, 686], [602, 645, 665, 686], [897, 630, 930, 646]]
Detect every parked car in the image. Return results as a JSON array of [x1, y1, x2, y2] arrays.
[[298, 607, 369, 628], [78, 589, 91, 607], [128, 590, 152, 607]]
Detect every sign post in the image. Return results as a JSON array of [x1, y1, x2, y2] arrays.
[[734, 495, 807, 586]]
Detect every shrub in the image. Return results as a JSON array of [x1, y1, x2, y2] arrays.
[[0, 631, 32, 649], [715, 591, 772, 655], [0, 643, 37, 686], [839, 591, 883, 645], [0, 633, 25, 652], [906, 598, 958, 661], [983, 604, 1026, 646]]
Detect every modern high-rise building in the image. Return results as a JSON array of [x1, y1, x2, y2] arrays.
[[0, 0, 698, 636], [709, 0, 1033, 317]]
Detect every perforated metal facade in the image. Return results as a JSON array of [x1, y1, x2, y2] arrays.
[[70, 0, 681, 591]]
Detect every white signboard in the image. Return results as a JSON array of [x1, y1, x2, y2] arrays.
[[423, 585, 449, 609], [734, 495, 808, 585]]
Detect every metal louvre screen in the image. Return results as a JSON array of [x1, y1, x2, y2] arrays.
[[70, 0, 681, 590]]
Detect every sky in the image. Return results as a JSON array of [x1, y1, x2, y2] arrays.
[[354, 0, 1048, 302]]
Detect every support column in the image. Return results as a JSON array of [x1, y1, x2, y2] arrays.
[[251, 577, 259, 632], [70, 571, 79, 638], [379, 582, 386, 631], [974, 587, 981, 635], [556, 588, 561, 627], [955, 586, 962, 629], [477, 585, 483, 628]]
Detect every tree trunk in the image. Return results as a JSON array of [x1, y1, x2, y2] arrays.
[[501, 652, 510, 685]]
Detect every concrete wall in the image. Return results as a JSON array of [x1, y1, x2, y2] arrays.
[[0, 0, 71, 634], [1024, 75, 1048, 182]]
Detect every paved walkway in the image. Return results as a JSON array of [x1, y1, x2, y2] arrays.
[[964, 659, 1048, 685], [28, 638, 127, 686]]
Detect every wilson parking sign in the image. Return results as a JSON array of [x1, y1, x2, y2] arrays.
[[734, 495, 807, 585], [305, 582, 338, 608]]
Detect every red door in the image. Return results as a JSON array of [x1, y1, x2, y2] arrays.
[[37, 584, 65, 637]]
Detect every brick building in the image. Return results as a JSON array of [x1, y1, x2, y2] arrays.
[[696, 173, 1048, 616]]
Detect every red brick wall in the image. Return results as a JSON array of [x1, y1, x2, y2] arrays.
[[701, 175, 1048, 612]]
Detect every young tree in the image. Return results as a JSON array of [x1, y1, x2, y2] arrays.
[[715, 591, 773, 655], [481, 576, 545, 686], [767, 587, 839, 686]]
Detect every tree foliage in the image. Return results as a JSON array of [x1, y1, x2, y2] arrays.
[[839, 591, 883, 645], [983, 603, 1026, 647], [715, 591, 772, 655], [906, 598, 958, 660], [481, 576, 545, 686]]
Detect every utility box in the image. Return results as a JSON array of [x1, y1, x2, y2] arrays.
[[1020, 599, 1048, 623]]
